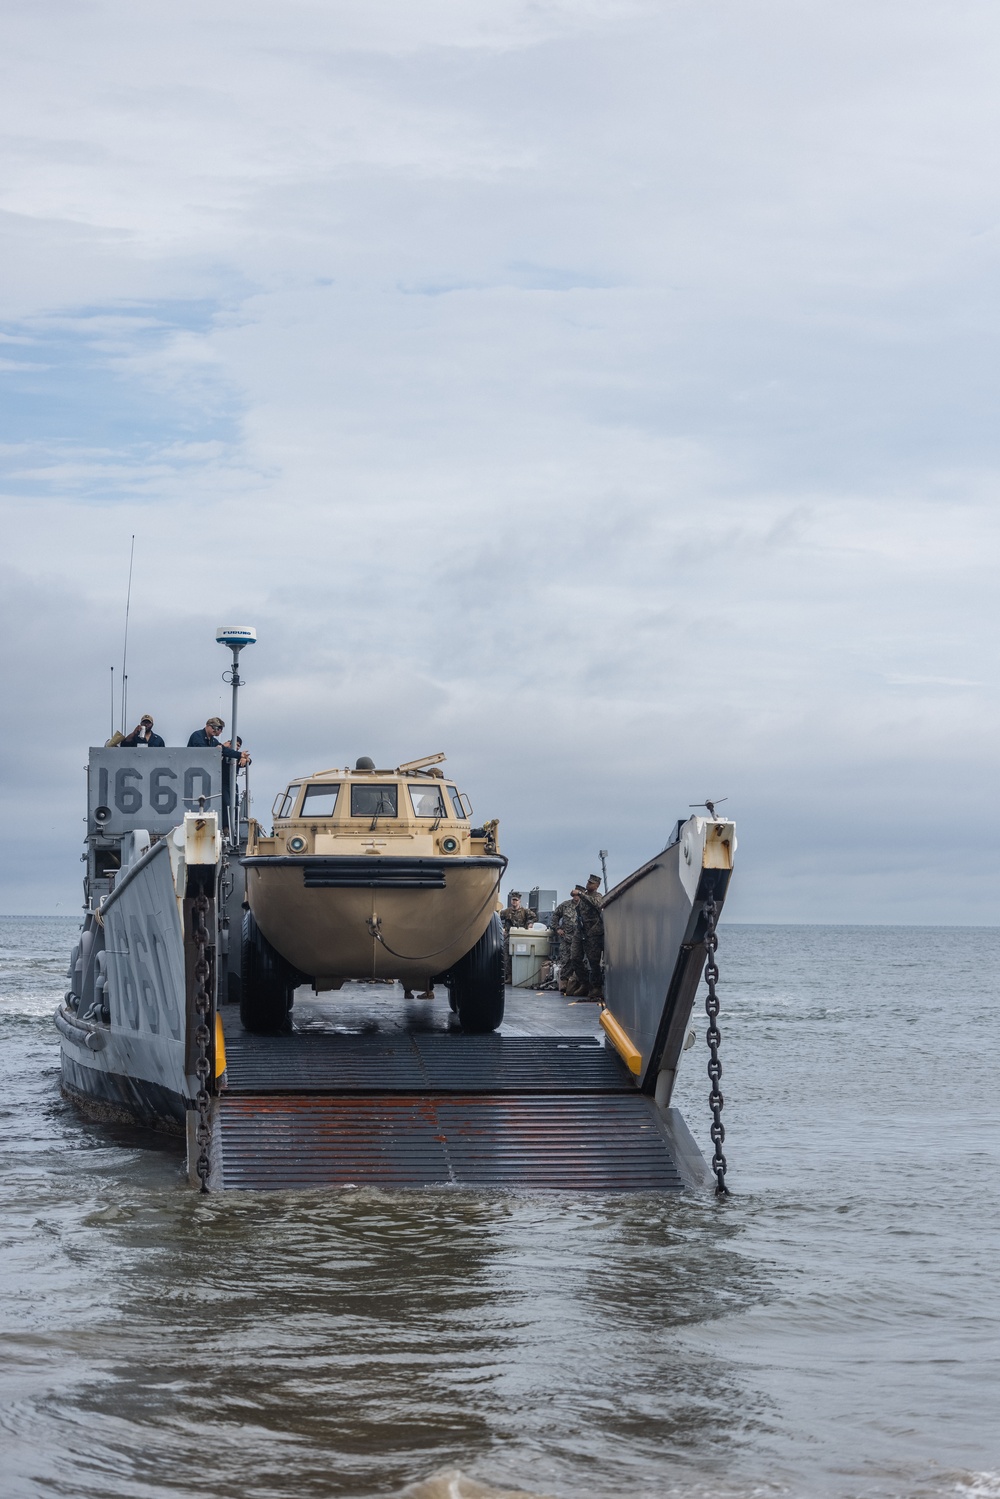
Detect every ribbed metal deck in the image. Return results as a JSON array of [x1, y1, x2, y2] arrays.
[[210, 987, 696, 1192], [223, 1031, 630, 1094]]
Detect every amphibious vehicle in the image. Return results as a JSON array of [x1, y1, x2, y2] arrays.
[[241, 753, 508, 1034]]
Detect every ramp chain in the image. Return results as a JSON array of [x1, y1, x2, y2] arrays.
[[704, 897, 729, 1196], [192, 893, 213, 1193]]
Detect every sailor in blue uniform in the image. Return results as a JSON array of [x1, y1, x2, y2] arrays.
[[121, 714, 165, 748], [188, 717, 248, 832]]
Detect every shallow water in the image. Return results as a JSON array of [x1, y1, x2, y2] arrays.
[[1, 918, 998, 1499]]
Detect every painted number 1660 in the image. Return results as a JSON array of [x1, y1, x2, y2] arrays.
[[96, 765, 213, 816]]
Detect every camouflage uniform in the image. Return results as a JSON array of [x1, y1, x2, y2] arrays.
[[501, 904, 536, 933], [574, 886, 605, 997], [501, 901, 536, 982], [551, 898, 578, 989]]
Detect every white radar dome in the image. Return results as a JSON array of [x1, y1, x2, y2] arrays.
[[216, 625, 257, 648]]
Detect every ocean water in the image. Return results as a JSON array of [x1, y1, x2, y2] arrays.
[[0, 916, 997, 1499]]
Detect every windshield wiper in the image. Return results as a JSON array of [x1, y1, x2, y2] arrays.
[[370, 794, 394, 831]]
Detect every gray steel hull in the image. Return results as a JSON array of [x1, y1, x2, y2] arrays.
[[58, 834, 209, 1131], [57, 1027, 188, 1132]]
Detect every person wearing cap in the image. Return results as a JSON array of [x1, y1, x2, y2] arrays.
[[187, 717, 250, 764], [120, 714, 165, 748], [188, 716, 227, 751], [501, 892, 536, 934], [570, 875, 605, 1001], [551, 891, 580, 994], [188, 717, 249, 832], [500, 891, 537, 983]]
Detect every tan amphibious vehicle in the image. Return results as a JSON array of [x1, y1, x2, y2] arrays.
[[241, 753, 508, 1034]]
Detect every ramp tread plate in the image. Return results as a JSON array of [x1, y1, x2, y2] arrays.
[[223, 1032, 630, 1094], [215, 1093, 683, 1191]]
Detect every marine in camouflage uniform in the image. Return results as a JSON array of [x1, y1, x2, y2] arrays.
[[571, 875, 605, 999], [500, 893, 537, 983], [551, 895, 579, 993]]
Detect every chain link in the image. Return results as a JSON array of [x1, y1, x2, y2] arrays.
[[703, 896, 729, 1196], [192, 892, 213, 1193]]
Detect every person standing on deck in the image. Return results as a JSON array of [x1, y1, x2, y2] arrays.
[[578, 874, 605, 1000], [500, 892, 536, 983], [551, 892, 579, 994], [572, 875, 605, 1000]]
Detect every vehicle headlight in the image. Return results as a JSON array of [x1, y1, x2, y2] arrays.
[[287, 835, 307, 853]]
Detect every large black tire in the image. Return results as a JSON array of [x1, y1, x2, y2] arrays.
[[448, 913, 505, 1033], [240, 911, 297, 1034]]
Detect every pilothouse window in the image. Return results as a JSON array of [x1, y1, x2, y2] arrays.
[[301, 784, 340, 818], [409, 784, 447, 819], [350, 784, 398, 818]]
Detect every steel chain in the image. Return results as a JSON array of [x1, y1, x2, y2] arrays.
[[703, 896, 729, 1195], [192, 892, 213, 1193]]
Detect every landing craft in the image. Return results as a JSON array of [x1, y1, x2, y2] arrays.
[[56, 628, 737, 1193]]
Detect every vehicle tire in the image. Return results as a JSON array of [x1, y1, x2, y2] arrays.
[[240, 910, 296, 1034], [449, 913, 505, 1033]]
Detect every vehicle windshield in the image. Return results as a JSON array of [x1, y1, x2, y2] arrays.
[[301, 784, 340, 818], [447, 786, 470, 819], [350, 784, 398, 818], [274, 784, 301, 818], [408, 784, 447, 818]]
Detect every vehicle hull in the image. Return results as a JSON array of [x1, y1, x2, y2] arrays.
[[242, 854, 506, 985]]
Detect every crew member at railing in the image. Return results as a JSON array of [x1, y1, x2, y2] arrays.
[[120, 713, 165, 748], [187, 717, 249, 832]]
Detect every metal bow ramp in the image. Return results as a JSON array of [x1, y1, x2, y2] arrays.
[[210, 1024, 692, 1192]]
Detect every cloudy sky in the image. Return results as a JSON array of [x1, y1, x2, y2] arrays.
[[2, 0, 997, 922]]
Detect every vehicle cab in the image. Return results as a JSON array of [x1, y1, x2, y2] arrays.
[[245, 753, 499, 860]]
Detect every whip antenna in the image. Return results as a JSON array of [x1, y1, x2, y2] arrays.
[[120, 535, 135, 733]]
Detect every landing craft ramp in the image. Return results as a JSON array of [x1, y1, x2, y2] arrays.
[[208, 986, 708, 1192], [193, 812, 733, 1194]]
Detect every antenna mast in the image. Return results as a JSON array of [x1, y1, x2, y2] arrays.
[[120, 535, 135, 734], [216, 625, 257, 843], [110, 666, 115, 740]]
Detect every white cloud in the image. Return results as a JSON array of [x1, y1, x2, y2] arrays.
[[1, 0, 998, 919]]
